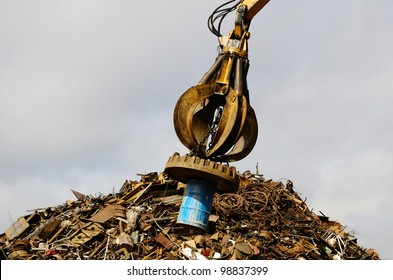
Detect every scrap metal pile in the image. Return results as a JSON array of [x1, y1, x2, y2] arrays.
[[0, 170, 379, 260]]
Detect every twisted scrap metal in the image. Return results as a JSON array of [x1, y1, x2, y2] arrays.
[[214, 193, 246, 216]]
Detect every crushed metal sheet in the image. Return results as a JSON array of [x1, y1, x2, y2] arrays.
[[90, 205, 126, 223]]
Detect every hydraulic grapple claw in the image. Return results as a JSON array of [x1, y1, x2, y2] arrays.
[[173, 2, 264, 162]]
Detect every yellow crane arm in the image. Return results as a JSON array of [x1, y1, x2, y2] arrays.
[[241, 0, 270, 21], [232, 0, 271, 38]]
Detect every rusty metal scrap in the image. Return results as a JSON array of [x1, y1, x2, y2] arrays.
[[0, 171, 380, 260]]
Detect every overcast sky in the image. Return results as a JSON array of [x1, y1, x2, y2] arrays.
[[1, 0, 392, 259]]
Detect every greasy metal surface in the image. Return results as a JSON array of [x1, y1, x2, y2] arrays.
[[164, 153, 239, 192]]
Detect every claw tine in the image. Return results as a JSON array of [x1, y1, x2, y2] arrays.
[[225, 106, 258, 161], [207, 90, 247, 158], [174, 84, 216, 149]]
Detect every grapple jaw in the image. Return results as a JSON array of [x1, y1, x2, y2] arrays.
[[173, 47, 258, 162], [173, 85, 258, 162]]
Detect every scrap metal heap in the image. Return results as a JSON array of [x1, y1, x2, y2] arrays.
[[0, 166, 379, 260]]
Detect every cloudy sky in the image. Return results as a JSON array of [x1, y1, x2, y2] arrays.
[[1, 0, 392, 259]]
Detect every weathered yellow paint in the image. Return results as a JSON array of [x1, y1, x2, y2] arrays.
[[241, 0, 270, 20]]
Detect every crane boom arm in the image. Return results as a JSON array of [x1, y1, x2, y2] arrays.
[[241, 0, 270, 21]]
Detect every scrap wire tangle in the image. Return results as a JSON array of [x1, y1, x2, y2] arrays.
[[214, 193, 246, 215]]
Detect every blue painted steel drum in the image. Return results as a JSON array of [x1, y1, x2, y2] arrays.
[[177, 179, 215, 229]]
